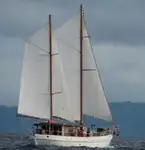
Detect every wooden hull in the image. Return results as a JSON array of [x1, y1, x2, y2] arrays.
[[29, 134, 113, 148]]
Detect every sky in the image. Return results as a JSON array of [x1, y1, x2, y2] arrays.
[[0, 0, 145, 106]]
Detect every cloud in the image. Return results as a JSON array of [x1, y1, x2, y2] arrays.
[[0, 0, 145, 45], [0, 36, 24, 106], [94, 44, 145, 102], [1, 0, 145, 105]]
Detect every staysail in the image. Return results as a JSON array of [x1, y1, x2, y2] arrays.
[[54, 12, 112, 122], [83, 20, 112, 122], [18, 25, 74, 122]]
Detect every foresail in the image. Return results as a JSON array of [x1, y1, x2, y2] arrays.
[[18, 42, 50, 120], [18, 25, 74, 122], [83, 20, 112, 122]]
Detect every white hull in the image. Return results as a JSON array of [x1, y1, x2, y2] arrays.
[[29, 134, 113, 148]]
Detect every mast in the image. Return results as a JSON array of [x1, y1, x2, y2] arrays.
[[49, 14, 53, 133], [80, 4, 83, 126]]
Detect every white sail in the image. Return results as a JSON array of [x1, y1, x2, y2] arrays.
[[52, 42, 74, 122], [18, 42, 50, 119], [54, 12, 112, 122], [18, 25, 74, 122], [83, 20, 112, 122], [54, 13, 80, 121]]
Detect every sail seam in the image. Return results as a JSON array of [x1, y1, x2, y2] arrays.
[[26, 40, 48, 53], [56, 38, 80, 53], [52, 91, 62, 95], [83, 69, 96, 71], [26, 40, 59, 56], [52, 53, 59, 56], [40, 91, 62, 95], [83, 35, 91, 38]]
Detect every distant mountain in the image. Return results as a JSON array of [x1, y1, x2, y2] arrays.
[[0, 102, 145, 138], [0, 105, 33, 133]]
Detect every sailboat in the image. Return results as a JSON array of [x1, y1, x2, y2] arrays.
[[17, 5, 119, 148]]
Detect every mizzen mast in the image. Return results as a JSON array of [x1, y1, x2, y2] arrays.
[[49, 14, 53, 133]]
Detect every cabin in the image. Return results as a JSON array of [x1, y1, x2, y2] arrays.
[[32, 121, 89, 136], [32, 120, 113, 137], [33, 121, 62, 135]]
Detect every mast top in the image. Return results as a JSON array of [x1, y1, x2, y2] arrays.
[[80, 4, 84, 9], [80, 4, 84, 16]]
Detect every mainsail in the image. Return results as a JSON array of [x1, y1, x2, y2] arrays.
[[54, 12, 112, 122], [18, 25, 74, 122]]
